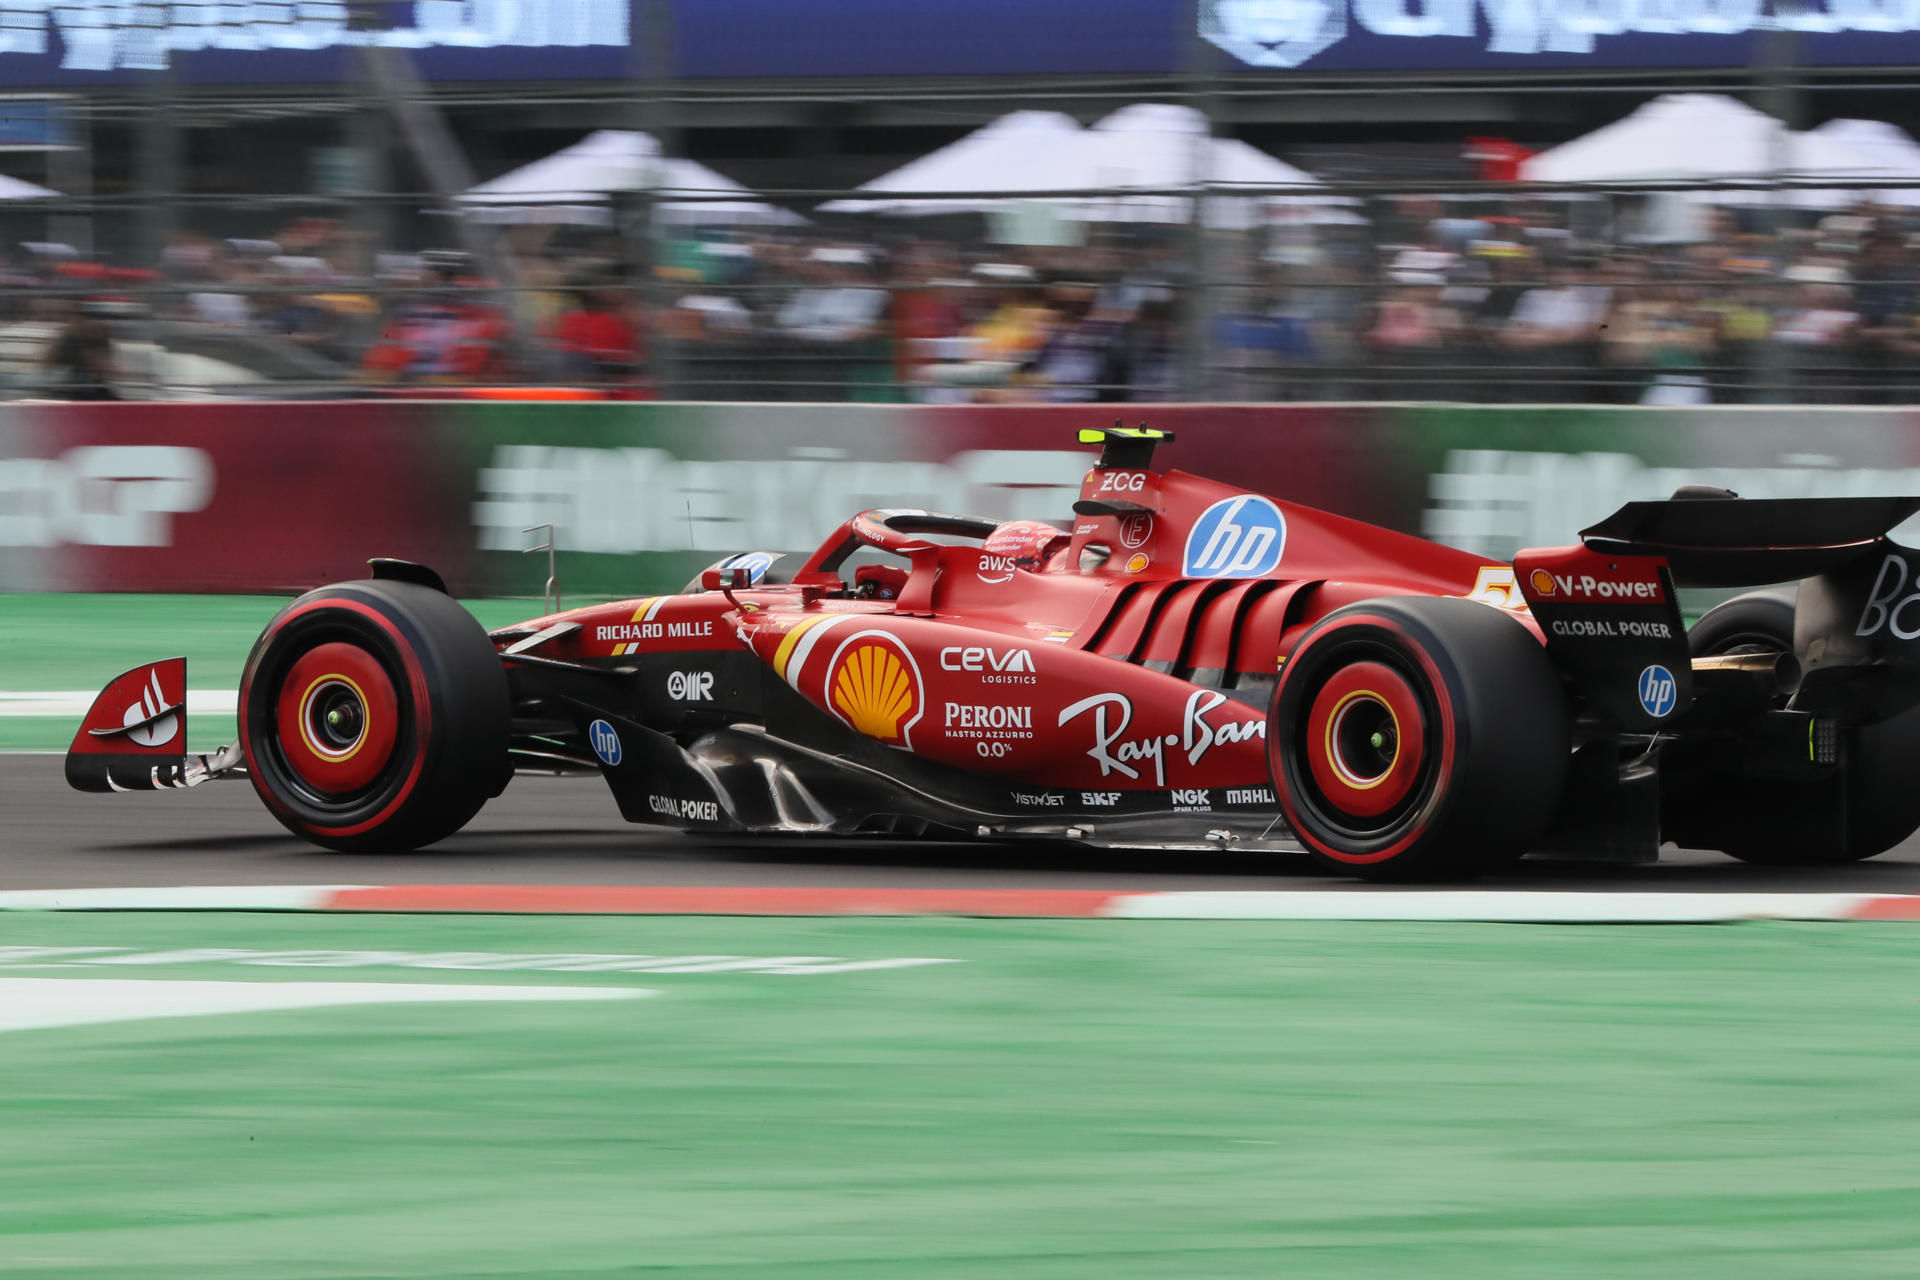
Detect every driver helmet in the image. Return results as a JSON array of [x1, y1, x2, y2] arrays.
[[981, 520, 1070, 573]]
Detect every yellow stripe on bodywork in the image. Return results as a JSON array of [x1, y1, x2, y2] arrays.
[[629, 597, 659, 622], [773, 614, 838, 681]]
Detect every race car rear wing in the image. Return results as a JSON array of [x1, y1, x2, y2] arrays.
[[1529, 492, 1920, 725], [1580, 495, 1920, 586]]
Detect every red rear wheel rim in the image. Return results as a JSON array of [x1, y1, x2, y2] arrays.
[[273, 642, 400, 795], [1302, 660, 1426, 819]]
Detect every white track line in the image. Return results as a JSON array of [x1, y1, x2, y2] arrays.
[[0, 886, 368, 911], [1101, 889, 1885, 923], [0, 690, 238, 718], [0, 884, 1909, 921]]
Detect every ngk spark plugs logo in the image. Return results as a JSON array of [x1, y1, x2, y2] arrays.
[[825, 632, 923, 748]]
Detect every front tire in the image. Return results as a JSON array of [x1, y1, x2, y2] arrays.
[[1268, 596, 1569, 881], [238, 580, 510, 851]]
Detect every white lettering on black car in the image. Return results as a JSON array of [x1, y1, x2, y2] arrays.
[[1857, 554, 1920, 641], [1548, 618, 1673, 639], [667, 671, 714, 701], [649, 795, 721, 823]]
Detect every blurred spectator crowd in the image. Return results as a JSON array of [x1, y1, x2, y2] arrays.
[[9, 195, 1920, 404]]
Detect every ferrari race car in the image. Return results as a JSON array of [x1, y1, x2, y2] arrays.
[[66, 426, 1920, 880]]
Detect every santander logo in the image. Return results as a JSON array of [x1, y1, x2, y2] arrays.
[[122, 668, 179, 748]]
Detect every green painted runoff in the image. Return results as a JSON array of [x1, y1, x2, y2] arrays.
[[0, 912, 1910, 1278]]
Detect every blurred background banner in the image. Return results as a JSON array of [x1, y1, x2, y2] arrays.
[[13, 0, 1920, 83], [8, 401, 1920, 596]]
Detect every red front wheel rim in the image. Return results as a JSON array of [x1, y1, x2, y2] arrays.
[[273, 642, 401, 796]]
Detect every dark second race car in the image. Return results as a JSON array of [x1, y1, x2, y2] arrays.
[[66, 426, 1920, 880]]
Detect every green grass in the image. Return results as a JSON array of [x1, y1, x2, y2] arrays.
[[0, 593, 558, 692], [0, 912, 1912, 1278], [0, 594, 603, 751]]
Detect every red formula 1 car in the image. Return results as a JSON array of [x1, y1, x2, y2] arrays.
[[65, 427, 1920, 879]]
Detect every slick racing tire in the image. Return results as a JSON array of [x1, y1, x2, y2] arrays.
[[1268, 596, 1569, 882], [1685, 589, 1920, 864], [1687, 589, 1798, 664], [238, 580, 510, 852]]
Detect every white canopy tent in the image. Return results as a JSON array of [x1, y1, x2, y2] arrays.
[[1522, 94, 1886, 211], [1076, 103, 1340, 227], [0, 174, 58, 201], [816, 112, 1088, 216], [819, 105, 1347, 228], [457, 131, 803, 226], [1806, 119, 1920, 208]]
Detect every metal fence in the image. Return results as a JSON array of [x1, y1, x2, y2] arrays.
[[8, 86, 1920, 405]]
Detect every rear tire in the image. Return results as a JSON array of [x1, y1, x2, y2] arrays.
[[239, 580, 510, 851], [1684, 588, 1920, 864], [1268, 596, 1569, 881]]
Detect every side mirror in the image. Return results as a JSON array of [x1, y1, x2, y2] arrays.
[[700, 567, 753, 593]]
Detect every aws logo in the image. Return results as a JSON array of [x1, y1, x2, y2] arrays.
[[825, 631, 924, 748]]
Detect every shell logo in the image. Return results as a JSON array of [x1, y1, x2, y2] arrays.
[[1125, 552, 1150, 574], [825, 631, 923, 747], [1529, 568, 1556, 596]]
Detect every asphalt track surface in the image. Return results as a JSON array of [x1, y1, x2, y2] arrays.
[[9, 753, 1920, 893]]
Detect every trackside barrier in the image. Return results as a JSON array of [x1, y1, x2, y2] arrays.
[[5, 401, 1920, 596], [0, 885, 1917, 920]]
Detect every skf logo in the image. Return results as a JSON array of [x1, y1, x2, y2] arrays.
[[826, 632, 923, 747], [1530, 569, 1556, 596]]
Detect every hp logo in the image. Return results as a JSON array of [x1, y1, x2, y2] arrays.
[[588, 719, 623, 766], [1636, 665, 1677, 719], [1183, 495, 1287, 579], [720, 552, 776, 585]]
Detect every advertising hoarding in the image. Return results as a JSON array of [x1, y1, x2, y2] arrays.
[[4, 0, 1919, 85], [8, 399, 1920, 598]]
